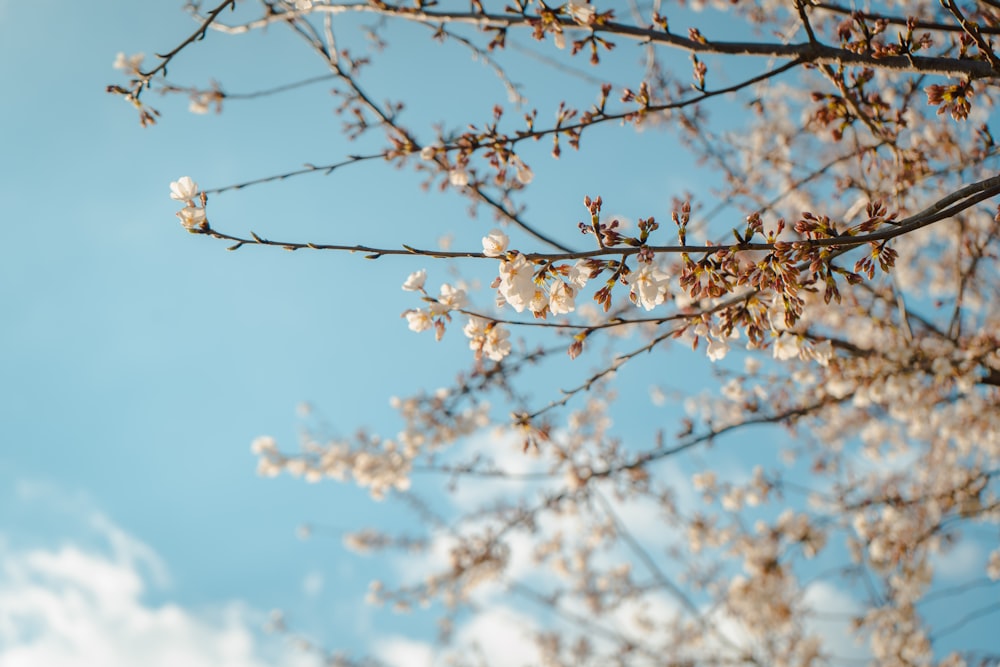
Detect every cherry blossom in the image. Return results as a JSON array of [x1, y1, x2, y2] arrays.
[[401, 269, 427, 292], [497, 253, 536, 313], [625, 263, 670, 311], [112, 51, 144, 74], [548, 280, 576, 315], [481, 229, 509, 258], [176, 205, 207, 231], [169, 176, 199, 203]]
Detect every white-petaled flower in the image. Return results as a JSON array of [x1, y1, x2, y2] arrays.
[[529, 290, 548, 315], [176, 205, 207, 230], [170, 176, 199, 202], [429, 283, 467, 316], [113, 52, 144, 73], [498, 253, 536, 313], [512, 158, 534, 185], [464, 316, 512, 361], [419, 145, 437, 160], [251, 436, 277, 455], [484, 324, 511, 361], [566, 2, 596, 24], [404, 309, 432, 333], [692, 471, 716, 491], [706, 336, 729, 362], [482, 229, 509, 257], [808, 339, 834, 367], [449, 169, 469, 187], [568, 260, 592, 289], [463, 316, 487, 340], [188, 97, 211, 115], [293, 0, 313, 9], [402, 269, 427, 292], [772, 332, 801, 361], [549, 280, 576, 315], [626, 263, 670, 310]]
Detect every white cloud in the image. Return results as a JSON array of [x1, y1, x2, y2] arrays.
[[0, 516, 321, 667], [931, 539, 983, 581], [802, 581, 869, 663], [376, 636, 435, 667], [375, 606, 538, 667]]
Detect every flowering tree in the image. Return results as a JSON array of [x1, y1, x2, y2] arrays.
[[113, 1, 1000, 665]]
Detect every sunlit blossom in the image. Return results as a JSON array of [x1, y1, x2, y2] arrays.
[[548, 280, 576, 315], [498, 253, 536, 313], [169, 176, 199, 202], [481, 229, 509, 257], [404, 309, 432, 332], [706, 336, 729, 362], [113, 52, 144, 73], [772, 333, 801, 361], [626, 263, 670, 310], [176, 205, 207, 230], [566, 2, 596, 24], [429, 283, 467, 316], [401, 269, 427, 292]]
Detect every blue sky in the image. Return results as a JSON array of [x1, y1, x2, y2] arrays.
[[2, 2, 998, 665]]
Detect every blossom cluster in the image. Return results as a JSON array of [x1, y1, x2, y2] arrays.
[[169, 176, 207, 231]]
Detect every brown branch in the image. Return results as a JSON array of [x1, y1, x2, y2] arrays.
[[198, 173, 1000, 260], [213, 3, 1000, 79], [140, 0, 237, 86], [815, 2, 1000, 36]]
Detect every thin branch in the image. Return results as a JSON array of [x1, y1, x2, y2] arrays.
[[198, 173, 1000, 260], [210, 4, 1000, 79]]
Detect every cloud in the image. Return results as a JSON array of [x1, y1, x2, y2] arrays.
[[375, 606, 539, 667], [0, 515, 320, 667], [931, 539, 983, 581]]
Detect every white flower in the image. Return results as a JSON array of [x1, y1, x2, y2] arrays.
[[449, 169, 469, 187], [293, 0, 313, 9], [429, 283, 467, 315], [568, 260, 592, 289], [170, 176, 199, 202], [808, 339, 834, 367], [484, 325, 511, 361], [566, 2, 596, 24], [463, 316, 487, 340], [176, 205, 207, 230], [404, 309, 432, 333], [626, 263, 670, 311], [482, 229, 509, 257], [512, 158, 534, 185], [251, 436, 277, 455], [706, 336, 729, 362], [189, 98, 210, 115], [419, 145, 437, 160], [402, 269, 427, 292], [188, 93, 214, 115], [498, 253, 537, 313], [529, 290, 548, 315], [464, 317, 512, 361], [772, 333, 801, 361], [549, 280, 576, 315], [113, 52, 144, 73]]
